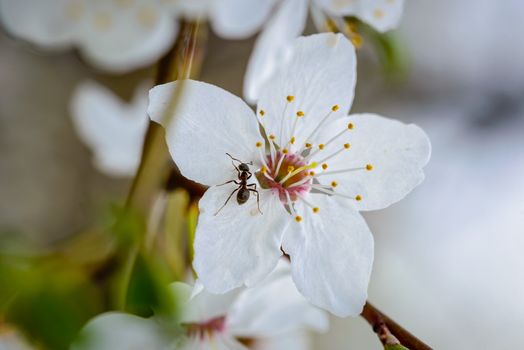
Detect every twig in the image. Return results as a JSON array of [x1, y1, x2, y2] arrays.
[[361, 302, 432, 350]]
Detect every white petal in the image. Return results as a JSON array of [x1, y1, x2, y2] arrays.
[[315, 0, 405, 32], [71, 312, 170, 350], [77, 6, 178, 73], [282, 194, 374, 317], [0, 0, 76, 48], [314, 113, 431, 211], [227, 260, 328, 338], [255, 33, 356, 150], [193, 185, 289, 293], [148, 80, 262, 186], [170, 281, 241, 324], [211, 0, 278, 39], [253, 331, 313, 350], [70, 80, 149, 177], [243, 0, 308, 104]]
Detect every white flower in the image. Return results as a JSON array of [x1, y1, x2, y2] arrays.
[[72, 260, 328, 350], [0, 0, 278, 72], [149, 33, 431, 316], [70, 80, 149, 177], [244, 0, 405, 103]]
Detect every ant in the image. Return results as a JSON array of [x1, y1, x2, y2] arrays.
[[214, 153, 262, 216]]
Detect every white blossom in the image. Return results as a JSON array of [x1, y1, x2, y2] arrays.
[[70, 80, 149, 177], [149, 33, 431, 316]]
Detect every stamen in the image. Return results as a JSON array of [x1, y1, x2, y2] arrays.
[[287, 95, 295, 102], [315, 146, 350, 165], [287, 175, 314, 188], [299, 107, 339, 151], [331, 181, 338, 187], [285, 191, 301, 222], [314, 166, 370, 177], [255, 141, 263, 148], [366, 164, 373, 171], [279, 97, 291, 145], [310, 184, 362, 201], [298, 195, 319, 214], [274, 152, 286, 176]]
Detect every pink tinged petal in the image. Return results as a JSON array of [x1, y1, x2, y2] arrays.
[[77, 8, 178, 73], [70, 80, 149, 177], [314, 114, 431, 211], [243, 0, 308, 104], [71, 312, 170, 350], [211, 0, 279, 39], [227, 260, 329, 338], [0, 0, 76, 49], [148, 80, 262, 187], [282, 194, 374, 317], [315, 0, 405, 32], [193, 185, 290, 294], [255, 33, 356, 149]]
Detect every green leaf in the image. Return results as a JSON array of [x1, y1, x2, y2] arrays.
[[385, 344, 410, 350]]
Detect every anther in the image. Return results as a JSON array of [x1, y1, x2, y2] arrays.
[[332, 105, 339, 112], [312, 207, 319, 213], [259, 110, 265, 116], [269, 134, 276, 140], [256, 141, 263, 148], [309, 171, 315, 176], [355, 195, 362, 201], [347, 123, 354, 130], [295, 215, 302, 222], [366, 164, 373, 171], [322, 163, 328, 170], [287, 95, 295, 102], [318, 144, 325, 150], [290, 137, 296, 144], [331, 181, 338, 187], [296, 111, 305, 117], [305, 143, 312, 148], [344, 143, 351, 149], [261, 166, 267, 173], [287, 166, 295, 173], [282, 148, 289, 154]]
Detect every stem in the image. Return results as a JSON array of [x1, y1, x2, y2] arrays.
[[361, 302, 432, 350]]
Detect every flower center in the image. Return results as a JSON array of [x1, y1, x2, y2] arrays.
[[184, 316, 226, 339], [256, 151, 314, 202]]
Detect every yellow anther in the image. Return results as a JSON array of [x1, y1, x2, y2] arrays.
[[310, 162, 318, 168], [305, 143, 312, 148], [261, 166, 267, 173], [374, 8, 385, 19], [256, 141, 263, 148], [287, 166, 295, 173], [295, 215, 303, 222], [347, 123, 354, 130], [366, 164, 373, 171], [346, 21, 358, 34], [290, 137, 296, 144], [344, 143, 351, 149], [325, 18, 337, 32], [350, 34, 364, 49], [269, 134, 276, 140], [287, 95, 295, 102], [332, 105, 340, 112], [309, 171, 315, 176], [355, 195, 362, 201], [259, 110, 265, 116], [322, 163, 328, 170], [296, 111, 305, 117], [312, 207, 319, 213], [318, 144, 325, 150], [331, 181, 338, 188]]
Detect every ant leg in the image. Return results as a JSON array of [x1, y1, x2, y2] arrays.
[[216, 179, 241, 187], [246, 171, 253, 180], [231, 161, 241, 177], [214, 188, 240, 216], [248, 187, 263, 215]]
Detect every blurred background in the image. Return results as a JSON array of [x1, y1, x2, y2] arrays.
[[1, 0, 523, 349]]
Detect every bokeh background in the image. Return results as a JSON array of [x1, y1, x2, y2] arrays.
[[1, 0, 523, 348]]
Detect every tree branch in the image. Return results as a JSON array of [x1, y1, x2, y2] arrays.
[[361, 302, 432, 350]]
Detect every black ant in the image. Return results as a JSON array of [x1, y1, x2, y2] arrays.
[[214, 153, 262, 216]]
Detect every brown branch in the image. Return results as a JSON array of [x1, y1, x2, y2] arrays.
[[361, 302, 432, 350]]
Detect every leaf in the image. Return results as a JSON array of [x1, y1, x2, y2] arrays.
[[385, 344, 410, 350]]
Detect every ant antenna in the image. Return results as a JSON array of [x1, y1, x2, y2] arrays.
[[226, 153, 252, 165]]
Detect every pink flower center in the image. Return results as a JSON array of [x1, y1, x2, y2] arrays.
[[256, 151, 312, 202], [184, 316, 226, 339]]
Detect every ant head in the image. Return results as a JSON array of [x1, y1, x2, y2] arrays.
[[239, 163, 250, 172]]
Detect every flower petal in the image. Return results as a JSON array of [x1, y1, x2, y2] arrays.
[[70, 80, 149, 177], [211, 0, 279, 39], [314, 113, 431, 211], [243, 0, 308, 104], [252, 331, 313, 350], [0, 0, 76, 48], [193, 185, 289, 293], [227, 260, 328, 338], [315, 0, 405, 32], [148, 80, 262, 187], [255, 33, 356, 150], [71, 312, 170, 350], [77, 7, 178, 73], [282, 194, 374, 317]]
